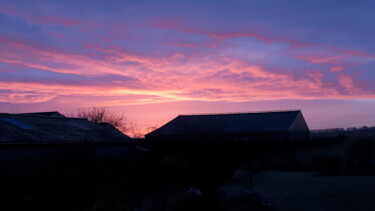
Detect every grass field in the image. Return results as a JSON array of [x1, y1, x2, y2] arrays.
[[256, 171, 375, 211]]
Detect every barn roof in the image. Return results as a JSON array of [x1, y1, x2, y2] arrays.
[[0, 112, 132, 143], [146, 110, 303, 137]]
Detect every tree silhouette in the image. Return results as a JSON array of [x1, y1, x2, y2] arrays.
[[73, 107, 127, 133]]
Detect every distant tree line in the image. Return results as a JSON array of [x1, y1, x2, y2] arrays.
[[311, 126, 375, 138]]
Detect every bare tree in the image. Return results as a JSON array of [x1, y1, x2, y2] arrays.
[[128, 122, 143, 138], [127, 123, 158, 138], [69, 107, 158, 138], [72, 107, 128, 133]]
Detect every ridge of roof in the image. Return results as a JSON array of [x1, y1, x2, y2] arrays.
[[20, 111, 65, 117], [177, 110, 301, 117], [0, 112, 86, 120], [21, 111, 60, 114]]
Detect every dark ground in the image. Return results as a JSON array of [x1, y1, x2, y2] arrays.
[[0, 135, 374, 210]]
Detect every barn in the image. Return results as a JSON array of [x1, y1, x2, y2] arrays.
[[146, 110, 310, 142]]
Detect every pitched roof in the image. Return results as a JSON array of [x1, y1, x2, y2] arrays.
[[146, 110, 302, 137], [20, 111, 65, 118], [0, 112, 132, 143]]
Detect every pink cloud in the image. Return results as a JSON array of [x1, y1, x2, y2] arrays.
[[0, 92, 56, 104], [295, 55, 345, 64], [150, 19, 375, 59], [1, 27, 375, 106], [306, 70, 325, 83], [330, 66, 345, 72], [172, 43, 198, 48], [337, 74, 355, 90]]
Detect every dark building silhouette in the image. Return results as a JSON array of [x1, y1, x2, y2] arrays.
[[146, 110, 310, 142], [0, 112, 144, 210], [144, 110, 310, 188], [0, 112, 132, 143]]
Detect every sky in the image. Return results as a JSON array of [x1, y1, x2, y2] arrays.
[[0, 0, 375, 133]]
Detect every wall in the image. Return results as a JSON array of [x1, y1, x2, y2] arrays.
[[289, 112, 310, 141]]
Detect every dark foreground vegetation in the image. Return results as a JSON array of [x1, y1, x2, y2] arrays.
[[1, 131, 374, 210]]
